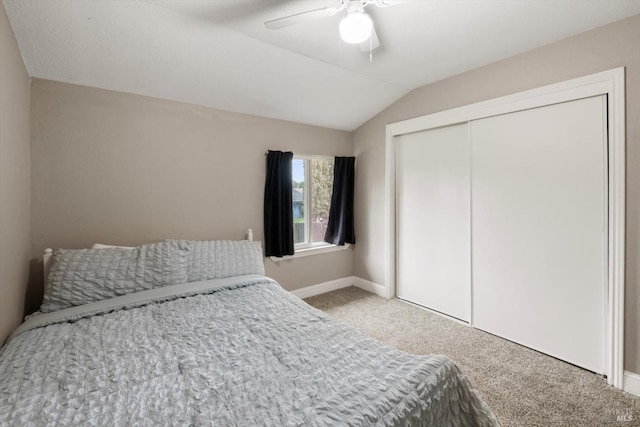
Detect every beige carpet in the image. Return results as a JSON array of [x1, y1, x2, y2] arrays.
[[305, 286, 640, 427]]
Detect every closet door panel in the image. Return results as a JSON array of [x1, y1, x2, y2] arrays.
[[471, 96, 606, 374], [396, 123, 470, 322]]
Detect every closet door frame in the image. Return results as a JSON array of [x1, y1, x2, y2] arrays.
[[384, 68, 625, 388]]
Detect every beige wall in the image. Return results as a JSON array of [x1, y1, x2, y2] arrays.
[[353, 14, 640, 372], [0, 2, 31, 344], [28, 79, 353, 313]]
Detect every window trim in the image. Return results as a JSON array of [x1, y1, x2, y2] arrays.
[[270, 243, 350, 262]]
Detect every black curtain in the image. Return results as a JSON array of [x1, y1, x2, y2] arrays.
[[264, 151, 294, 257], [324, 156, 356, 246]]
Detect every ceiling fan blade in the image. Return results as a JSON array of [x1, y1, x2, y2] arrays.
[[265, 6, 343, 29], [359, 25, 380, 52]]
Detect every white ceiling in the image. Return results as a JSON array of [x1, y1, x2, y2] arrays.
[[4, 0, 640, 131]]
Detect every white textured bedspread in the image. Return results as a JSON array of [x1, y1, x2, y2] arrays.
[[0, 276, 498, 426]]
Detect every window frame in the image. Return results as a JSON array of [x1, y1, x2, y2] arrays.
[[292, 154, 335, 252]]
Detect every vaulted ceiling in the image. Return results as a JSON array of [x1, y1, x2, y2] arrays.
[[4, 0, 640, 130]]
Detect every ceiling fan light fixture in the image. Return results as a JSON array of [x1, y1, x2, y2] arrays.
[[339, 11, 372, 44]]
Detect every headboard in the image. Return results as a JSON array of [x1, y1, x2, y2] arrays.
[[42, 229, 254, 283]]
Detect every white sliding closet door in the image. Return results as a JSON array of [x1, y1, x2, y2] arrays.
[[396, 123, 470, 322], [471, 96, 606, 374]]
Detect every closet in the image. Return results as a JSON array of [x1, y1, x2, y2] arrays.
[[396, 123, 470, 322], [395, 95, 608, 375]]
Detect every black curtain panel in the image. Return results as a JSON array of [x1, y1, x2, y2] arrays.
[[325, 156, 356, 246], [264, 150, 295, 257]]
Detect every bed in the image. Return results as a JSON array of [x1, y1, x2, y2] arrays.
[[0, 237, 498, 426]]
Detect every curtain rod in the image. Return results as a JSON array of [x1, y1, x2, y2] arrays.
[[265, 150, 338, 160]]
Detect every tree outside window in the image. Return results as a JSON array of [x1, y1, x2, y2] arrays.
[[292, 156, 334, 248]]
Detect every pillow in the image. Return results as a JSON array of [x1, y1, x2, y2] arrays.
[[132, 240, 193, 289], [91, 243, 135, 249], [170, 239, 265, 282], [40, 241, 192, 313]]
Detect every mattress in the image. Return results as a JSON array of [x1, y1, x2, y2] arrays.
[[0, 274, 498, 426]]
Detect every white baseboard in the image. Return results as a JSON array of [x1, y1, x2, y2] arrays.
[[290, 277, 354, 299], [624, 370, 640, 396], [290, 276, 387, 299], [353, 277, 387, 297]]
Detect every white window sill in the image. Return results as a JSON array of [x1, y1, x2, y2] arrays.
[[270, 243, 350, 262]]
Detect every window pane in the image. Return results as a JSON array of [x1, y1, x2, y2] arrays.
[[310, 159, 334, 244], [292, 159, 305, 244]]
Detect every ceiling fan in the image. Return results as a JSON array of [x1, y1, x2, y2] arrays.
[[264, 0, 398, 52]]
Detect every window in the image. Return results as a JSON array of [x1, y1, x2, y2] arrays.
[[292, 155, 334, 250]]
